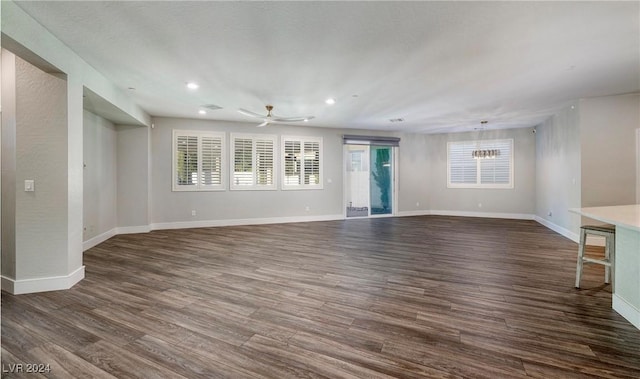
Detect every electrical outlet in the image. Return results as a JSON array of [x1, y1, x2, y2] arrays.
[[305, 206, 310, 211], [191, 210, 196, 216], [478, 203, 482, 208], [24, 180, 35, 192], [416, 202, 420, 207]]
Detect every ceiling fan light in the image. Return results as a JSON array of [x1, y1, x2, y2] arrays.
[[186, 82, 199, 90], [325, 98, 336, 105]]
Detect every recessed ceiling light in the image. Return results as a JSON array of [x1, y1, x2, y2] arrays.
[[303, 118, 309, 122], [198, 110, 206, 115], [325, 98, 336, 105], [127, 87, 136, 91], [186, 82, 199, 90]]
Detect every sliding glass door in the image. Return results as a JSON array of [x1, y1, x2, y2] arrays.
[[370, 146, 393, 215], [345, 141, 395, 218]]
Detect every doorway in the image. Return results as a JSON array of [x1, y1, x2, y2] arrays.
[[344, 143, 396, 218]]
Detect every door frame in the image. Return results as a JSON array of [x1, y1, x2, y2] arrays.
[[343, 144, 398, 219]]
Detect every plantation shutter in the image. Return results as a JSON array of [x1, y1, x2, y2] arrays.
[[447, 139, 513, 188], [449, 141, 477, 184], [282, 136, 323, 189], [233, 137, 254, 186], [303, 141, 320, 185], [255, 138, 274, 186], [284, 140, 302, 185], [480, 139, 512, 185], [200, 135, 222, 186], [173, 130, 225, 191], [230, 134, 276, 190], [176, 135, 198, 186]]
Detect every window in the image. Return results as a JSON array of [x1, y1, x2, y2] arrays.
[[447, 139, 513, 188], [173, 130, 225, 191], [230, 133, 276, 190], [282, 136, 323, 189]]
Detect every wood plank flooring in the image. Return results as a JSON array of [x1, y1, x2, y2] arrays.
[[2, 216, 640, 378]]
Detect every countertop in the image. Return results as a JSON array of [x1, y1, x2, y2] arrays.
[[571, 204, 640, 232]]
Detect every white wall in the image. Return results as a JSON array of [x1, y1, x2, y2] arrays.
[[427, 128, 536, 217], [13, 55, 69, 280], [83, 110, 117, 241], [396, 133, 430, 215], [1, 50, 17, 280], [535, 103, 582, 239], [149, 118, 345, 225], [580, 93, 640, 207], [1, 0, 150, 293], [117, 125, 151, 230], [637, 128, 640, 204]]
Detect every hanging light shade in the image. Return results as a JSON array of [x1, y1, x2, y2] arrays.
[[472, 149, 500, 159]]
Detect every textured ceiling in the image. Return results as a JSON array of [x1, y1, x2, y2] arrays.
[[14, 1, 640, 133]]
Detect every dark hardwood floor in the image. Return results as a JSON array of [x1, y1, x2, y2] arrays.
[[2, 216, 640, 378]]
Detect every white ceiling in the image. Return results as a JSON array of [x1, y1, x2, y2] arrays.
[[14, 1, 640, 133]]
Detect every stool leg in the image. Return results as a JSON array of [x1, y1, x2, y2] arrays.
[[604, 236, 610, 284], [575, 228, 587, 288], [610, 235, 615, 292]]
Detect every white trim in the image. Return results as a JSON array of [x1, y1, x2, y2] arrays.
[[1, 266, 85, 295], [397, 210, 432, 217], [534, 216, 579, 242], [431, 210, 534, 220], [613, 294, 640, 330], [150, 214, 344, 231], [83, 228, 117, 251], [116, 225, 152, 234]]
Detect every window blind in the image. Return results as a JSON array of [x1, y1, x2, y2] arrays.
[[282, 136, 323, 189], [173, 130, 225, 191], [231, 134, 276, 190], [447, 139, 513, 188]]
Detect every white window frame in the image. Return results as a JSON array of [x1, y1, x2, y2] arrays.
[[447, 138, 514, 189], [172, 130, 226, 191], [230, 133, 277, 191], [281, 135, 323, 190]]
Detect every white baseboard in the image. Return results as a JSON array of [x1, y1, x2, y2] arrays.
[[150, 214, 345, 231], [613, 294, 640, 330], [1, 266, 85, 295], [430, 210, 535, 220], [534, 216, 579, 242], [396, 210, 432, 217], [116, 225, 152, 234], [83, 228, 117, 251]]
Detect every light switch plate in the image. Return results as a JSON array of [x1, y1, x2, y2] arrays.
[[25, 180, 34, 192]]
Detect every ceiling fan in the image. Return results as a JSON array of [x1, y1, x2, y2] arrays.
[[237, 105, 315, 127]]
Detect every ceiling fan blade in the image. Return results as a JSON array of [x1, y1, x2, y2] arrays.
[[256, 121, 270, 127], [273, 116, 315, 122], [238, 108, 265, 118]]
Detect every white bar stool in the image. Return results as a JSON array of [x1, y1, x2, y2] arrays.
[[575, 224, 616, 289]]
